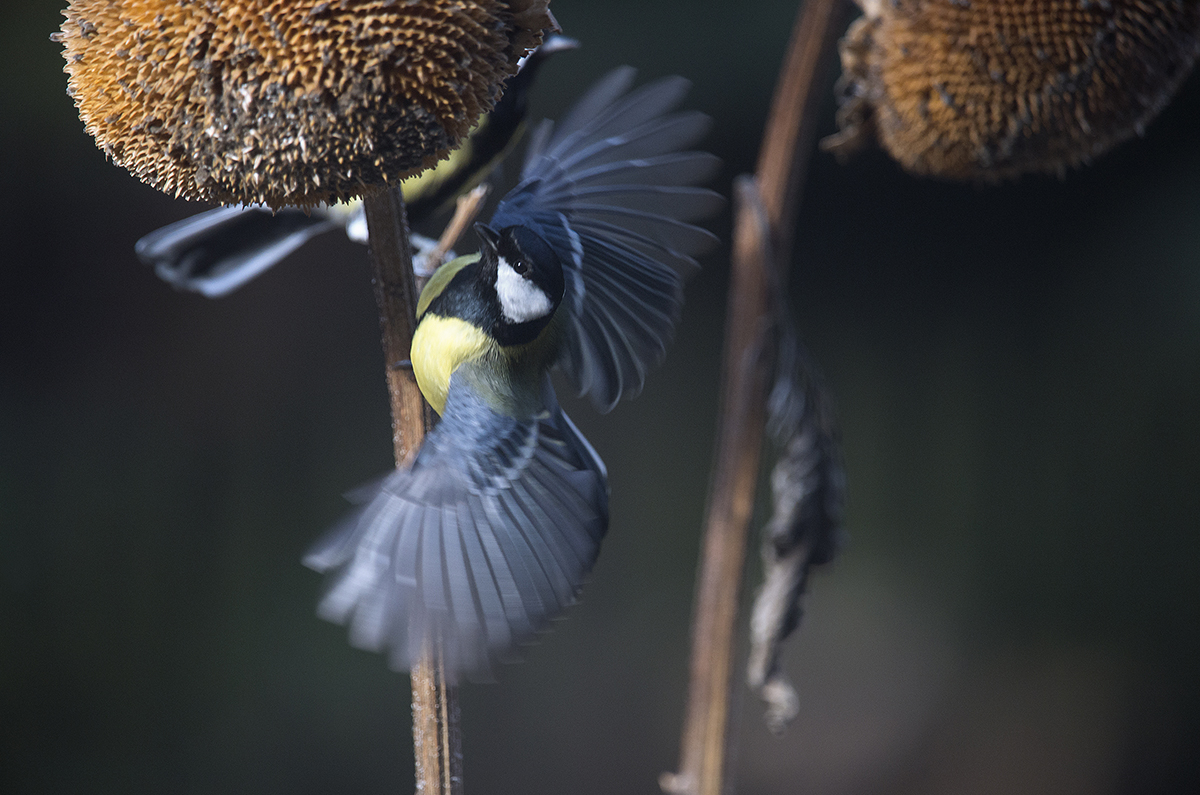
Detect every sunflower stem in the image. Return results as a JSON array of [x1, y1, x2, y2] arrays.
[[662, 1, 848, 793], [362, 187, 462, 795]]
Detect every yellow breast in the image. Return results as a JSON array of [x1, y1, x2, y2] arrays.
[[411, 314, 494, 415]]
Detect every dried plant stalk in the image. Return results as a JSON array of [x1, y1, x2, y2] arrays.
[[663, 1, 848, 793], [661, 176, 775, 795], [362, 188, 461, 795], [415, 185, 492, 289], [411, 636, 463, 795]]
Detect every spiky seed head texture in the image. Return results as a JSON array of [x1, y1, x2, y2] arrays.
[[58, 0, 551, 208], [823, 0, 1200, 180]]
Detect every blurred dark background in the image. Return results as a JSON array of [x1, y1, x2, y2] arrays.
[[3, 1, 1199, 793]]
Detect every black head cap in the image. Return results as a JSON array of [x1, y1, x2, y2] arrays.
[[475, 223, 565, 345]]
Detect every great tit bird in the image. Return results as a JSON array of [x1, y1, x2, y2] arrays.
[[133, 34, 578, 298], [303, 67, 723, 680]]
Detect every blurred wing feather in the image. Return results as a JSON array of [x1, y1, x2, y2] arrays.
[[304, 375, 607, 681], [135, 206, 337, 297], [492, 69, 723, 411]]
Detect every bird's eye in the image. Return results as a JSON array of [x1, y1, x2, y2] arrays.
[[512, 258, 529, 275]]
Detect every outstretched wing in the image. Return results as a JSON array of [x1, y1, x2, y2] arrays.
[[134, 206, 339, 297], [490, 67, 724, 412], [304, 375, 608, 681]]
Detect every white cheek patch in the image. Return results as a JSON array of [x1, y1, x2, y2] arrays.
[[496, 256, 553, 324]]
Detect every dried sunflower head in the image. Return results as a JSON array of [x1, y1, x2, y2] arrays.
[[823, 0, 1200, 180], [58, 0, 552, 208]]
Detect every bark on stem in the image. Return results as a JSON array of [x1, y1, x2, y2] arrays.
[[755, 0, 849, 268], [362, 187, 463, 795], [660, 177, 775, 795], [662, 2, 848, 794]]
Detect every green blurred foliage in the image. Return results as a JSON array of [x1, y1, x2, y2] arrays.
[[2, 1, 1198, 793]]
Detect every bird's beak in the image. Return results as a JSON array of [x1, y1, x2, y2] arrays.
[[475, 223, 501, 258]]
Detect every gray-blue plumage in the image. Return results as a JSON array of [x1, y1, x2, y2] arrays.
[[306, 68, 721, 680], [305, 375, 606, 679], [492, 66, 723, 411]]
